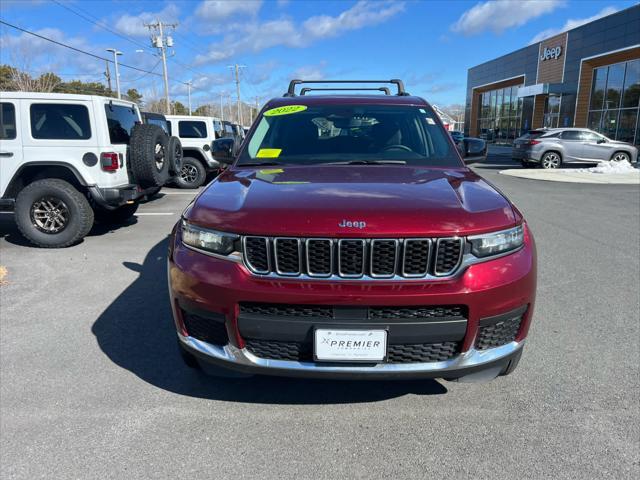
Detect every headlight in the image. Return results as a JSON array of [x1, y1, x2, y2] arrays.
[[181, 220, 238, 255], [469, 225, 524, 258]]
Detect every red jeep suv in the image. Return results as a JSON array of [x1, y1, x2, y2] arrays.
[[168, 80, 536, 381]]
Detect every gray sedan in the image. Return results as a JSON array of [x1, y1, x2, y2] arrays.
[[514, 128, 638, 169]]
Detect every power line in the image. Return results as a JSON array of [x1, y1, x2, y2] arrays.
[[0, 19, 197, 90]]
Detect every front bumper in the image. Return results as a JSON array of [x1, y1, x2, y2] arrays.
[[168, 224, 537, 379], [179, 333, 524, 379]]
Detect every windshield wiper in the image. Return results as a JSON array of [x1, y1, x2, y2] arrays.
[[237, 161, 284, 167], [327, 160, 407, 165]]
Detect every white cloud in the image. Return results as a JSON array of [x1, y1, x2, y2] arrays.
[[451, 0, 564, 35], [291, 61, 328, 80], [194, 1, 405, 65], [195, 0, 262, 20], [529, 6, 619, 43], [114, 4, 180, 37]]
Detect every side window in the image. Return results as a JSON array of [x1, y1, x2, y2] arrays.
[[178, 121, 207, 138], [104, 104, 139, 144], [0, 103, 17, 140], [560, 131, 581, 140], [581, 131, 602, 142], [30, 104, 91, 140]]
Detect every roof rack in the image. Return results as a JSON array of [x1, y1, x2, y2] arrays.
[[285, 79, 409, 97], [300, 87, 391, 95]]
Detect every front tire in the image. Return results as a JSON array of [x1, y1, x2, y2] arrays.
[[541, 152, 562, 169], [15, 179, 94, 248], [174, 157, 207, 189], [611, 151, 630, 163]]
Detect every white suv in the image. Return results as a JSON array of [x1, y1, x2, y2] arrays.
[[166, 114, 223, 188], [0, 92, 178, 247]]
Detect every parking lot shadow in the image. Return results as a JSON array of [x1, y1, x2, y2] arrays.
[[92, 238, 447, 404]]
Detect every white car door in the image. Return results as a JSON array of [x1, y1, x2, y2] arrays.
[[0, 100, 23, 196]]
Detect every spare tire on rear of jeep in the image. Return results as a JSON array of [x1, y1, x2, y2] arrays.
[[167, 136, 183, 176], [129, 124, 170, 188]]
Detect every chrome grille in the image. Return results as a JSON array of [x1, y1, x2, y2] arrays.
[[242, 236, 466, 280]]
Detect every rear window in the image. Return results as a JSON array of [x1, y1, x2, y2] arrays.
[[0, 103, 16, 140], [239, 104, 459, 167], [105, 104, 139, 144], [178, 121, 207, 138], [31, 104, 91, 140]]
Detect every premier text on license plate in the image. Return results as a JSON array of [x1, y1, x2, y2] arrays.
[[314, 329, 387, 362]]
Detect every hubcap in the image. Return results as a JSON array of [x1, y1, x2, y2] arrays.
[[543, 153, 560, 169], [31, 196, 70, 234], [154, 142, 165, 171], [613, 153, 628, 162], [180, 164, 198, 183]]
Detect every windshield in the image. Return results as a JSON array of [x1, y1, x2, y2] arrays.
[[238, 104, 460, 167]]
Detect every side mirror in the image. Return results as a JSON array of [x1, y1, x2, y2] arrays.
[[212, 138, 235, 165], [597, 138, 607, 144]]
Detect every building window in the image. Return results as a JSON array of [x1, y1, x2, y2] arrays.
[[588, 60, 640, 146], [476, 84, 523, 143]]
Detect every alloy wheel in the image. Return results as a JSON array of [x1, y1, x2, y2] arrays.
[[154, 142, 166, 171], [612, 152, 630, 162], [30, 196, 70, 234], [542, 153, 560, 169], [180, 164, 198, 183]]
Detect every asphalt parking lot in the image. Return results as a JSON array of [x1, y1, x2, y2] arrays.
[[1, 153, 639, 479]]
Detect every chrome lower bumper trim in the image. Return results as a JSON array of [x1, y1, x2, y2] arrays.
[[178, 334, 524, 376]]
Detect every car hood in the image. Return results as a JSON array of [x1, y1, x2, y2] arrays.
[[187, 166, 516, 237]]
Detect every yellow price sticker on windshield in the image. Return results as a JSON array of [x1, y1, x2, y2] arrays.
[[263, 105, 307, 116], [256, 148, 282, 158]]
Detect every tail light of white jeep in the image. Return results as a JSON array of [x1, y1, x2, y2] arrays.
[[100, 152, 119, 171]]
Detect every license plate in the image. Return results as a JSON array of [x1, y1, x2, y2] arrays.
[[314, 329, 387, 362]]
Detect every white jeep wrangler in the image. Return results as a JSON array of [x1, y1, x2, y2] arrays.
[[0, 92, 180, 248], [165, 114, 222, 188]]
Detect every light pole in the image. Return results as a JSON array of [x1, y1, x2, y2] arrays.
[[106, 48, 122, 99]]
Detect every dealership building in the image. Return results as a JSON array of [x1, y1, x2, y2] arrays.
[[464, 4, 640, 145]]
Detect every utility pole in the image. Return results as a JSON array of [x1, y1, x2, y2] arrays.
[[254, 96, 260, 122], [104, 60, 112, 92], [145, 19, 178, 114], [106, 48, 122, 99], [187, 80, 192, 115], [219, 91, 225, 122], [228, 64, 246, 125]]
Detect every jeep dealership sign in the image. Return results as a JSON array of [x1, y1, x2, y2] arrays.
[[540, 46, 562, 61]]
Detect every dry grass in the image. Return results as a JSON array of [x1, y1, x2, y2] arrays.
[[0, 265, 8, 286]]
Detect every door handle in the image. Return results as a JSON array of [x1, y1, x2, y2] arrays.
[[0, 151, 14, 157]]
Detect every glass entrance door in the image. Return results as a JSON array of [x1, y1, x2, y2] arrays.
[[543, 95, 561, 128]]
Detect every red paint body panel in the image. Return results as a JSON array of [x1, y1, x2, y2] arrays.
[[169, 224, 537, 353], [187, 166, 517, 237]]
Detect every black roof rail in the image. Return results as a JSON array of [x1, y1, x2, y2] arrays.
[[285, 79, 409, 97], [299, 87, 391, 95]]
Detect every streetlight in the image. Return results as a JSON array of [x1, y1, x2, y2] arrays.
[[106, 48, 123, 99]]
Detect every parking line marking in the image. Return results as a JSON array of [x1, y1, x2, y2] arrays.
[[161, 191, 201, 195], [136, 212, 175, 216]]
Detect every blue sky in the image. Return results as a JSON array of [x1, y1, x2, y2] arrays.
[[1, 0, 637, 108]]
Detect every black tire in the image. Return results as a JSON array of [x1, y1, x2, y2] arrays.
[[167, 136, 183, 176], [611, 151, 630, 163], [129, 123, 170, 188], [15, 178, 94, 248], [174, 157, 206, 189], [94, 202, 139, 225]]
